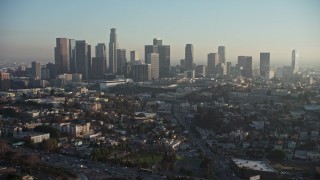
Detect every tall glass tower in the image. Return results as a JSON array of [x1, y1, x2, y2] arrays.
[[185, 44, 194, 71], [218, 46, 226, 64], [109, 28, 118, 74], [291, 49, 298, 74]]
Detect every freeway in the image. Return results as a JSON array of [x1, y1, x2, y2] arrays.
[[22, 148, 166, 179]]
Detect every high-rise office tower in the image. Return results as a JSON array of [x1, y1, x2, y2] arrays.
[[153, 38, 162, 46], [46, 63, 56, 80], [117, 49, 127, 75], [55, 38, 69, 74], [260, 52, 270, 77], [148, 53, 159, 79], [196, 65, 206, 77], [291, 49, 298, 74], [283, 66, 293, 81], [185, 44, 194, 71], [96, 43, 107, 58], [69, 39, 76, 73], [92, 43, 107, 79], [0, 72, 10, 91], [226, 62, 232, 76], [223, 63, 228, 75], [145, 38, 170, 78], [158, 45, 170, 77], [207, 53, 219, 76], [109, 28, 118, 74], [180, 59, 185, 69], [130, 50, 140, 64], [218, 46, 226, 64], [31, 61, 41, 79], [76, 40, 91, 80], [145, 46, 158, 64], [131, 64, 151, 82], [41, 66, 49, 80], [123, 62, 132, 78], [87, 45, 92, 79], [238, 56, 253, 78]]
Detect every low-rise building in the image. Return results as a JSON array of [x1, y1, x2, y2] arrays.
[[230, 158, 277, 180], [14, 132, 50, 143]]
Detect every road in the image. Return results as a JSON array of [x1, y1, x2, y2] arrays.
[[21, 148, 166, 180], [173, 103, 240, 180]]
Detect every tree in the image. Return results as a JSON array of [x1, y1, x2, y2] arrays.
[[179, 167, 194, 176], [200, 156, 212, 169], [7, 173, 21, 180], [50, 89, 55, 96], [267, 149, 285, 161], [0, 140, 11, 153], [5, 151, 19, 165], [34, 125, 60, 139], [41, 138, 58, 151], [24, 137, 34, 147]]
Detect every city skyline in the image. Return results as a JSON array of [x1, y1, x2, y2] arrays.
[[0, 0, 320, 66]]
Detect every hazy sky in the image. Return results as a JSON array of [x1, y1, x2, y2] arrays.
[[0, 0, 319, 66]]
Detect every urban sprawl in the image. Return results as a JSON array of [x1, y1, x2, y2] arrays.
[[0, 28, 320, 180]]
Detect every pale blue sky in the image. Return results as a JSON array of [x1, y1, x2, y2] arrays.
[[0, 0, 319, 66]]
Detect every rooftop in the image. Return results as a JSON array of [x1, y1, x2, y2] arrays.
[[231, 158, 277, 172]]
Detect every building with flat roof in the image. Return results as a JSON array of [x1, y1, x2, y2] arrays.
[[207, 53, 219, 76], [13, 132, 50, 143], [55, 38, 69, 74], [148, 53, 159, 79], [145, 38, 170, 78], [260, 52, 270, 77], [185, 44, 194, 71], [131, 64, 151, 82], [238, 56, 253, 78], [0, 72, 10, 91], [230, 158, 277, 180]]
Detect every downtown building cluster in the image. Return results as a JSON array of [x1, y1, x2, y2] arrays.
[[1, 30, 320, 180], [51, 29, 172, 84], [0, 28, 301, 91]]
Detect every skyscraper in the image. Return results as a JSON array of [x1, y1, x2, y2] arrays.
[[96, 43, 107, 58], [180, 59, 185, 71], [145, 38, 170, 78], [238, 56, 253, 78], [92, 43, 107, 79], [117, 49, 127, 75], [46, 63, 56, 80], [131, 64, 151, 82], [291, 49, 298, 74], [148, 53, 159, 79], [260, 52, 270, 77], [207, 53, 218, 76], [153, 38, 162, 46], [145, 45, 158, 64], [130, 50, 140, 64], [69, 39, 76, 73], [218, 46, 226, 64], [87, 45, 92, 79], [185, 44, 194, 71], [226, 62, 232, 76], [31, 61, 41, 79], [158, 45, 170, 77], [109, 28, 118, 74], [196, 65, 206, 77], [0, 72, 10, 91], [76, 40, 91, 80], [55, 38, 69, 74]]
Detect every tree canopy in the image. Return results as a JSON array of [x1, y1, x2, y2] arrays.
[[267, 149, 285, 161], [34, 125, 60, 139]]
